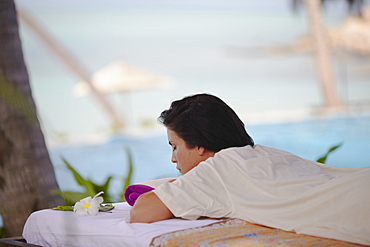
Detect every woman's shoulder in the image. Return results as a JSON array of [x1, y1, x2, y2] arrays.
[[203, 145, 260, 167], [207, 145, 299, 168], [215, 144, 287, 158]]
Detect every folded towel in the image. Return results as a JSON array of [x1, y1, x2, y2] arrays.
[[124, 184, 154, 206], [124, 177, 177, 206]]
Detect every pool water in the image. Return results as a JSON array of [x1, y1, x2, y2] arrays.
[[49, 113, 370, 198]]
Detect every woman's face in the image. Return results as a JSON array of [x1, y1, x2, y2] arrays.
[[167, 128, 214, 174]]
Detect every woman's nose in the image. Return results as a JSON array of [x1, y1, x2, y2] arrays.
[[171, 154, 177, 163]]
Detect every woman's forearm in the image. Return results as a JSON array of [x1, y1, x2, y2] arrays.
[[129, 191, 173, 223]]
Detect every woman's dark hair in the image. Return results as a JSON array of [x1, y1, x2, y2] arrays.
[[158, 93, 254, 152]]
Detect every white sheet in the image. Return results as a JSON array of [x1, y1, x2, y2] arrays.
[[22, 202, 219, 247]]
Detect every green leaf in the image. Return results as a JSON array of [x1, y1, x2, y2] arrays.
[[88, 176, 113, 203], [316, 143, 343, 164], [55, 147, 135, 204], [61, 157, 96, 197], [99, 204, 115, 212], [120, 147, 134, 201], [94, 176, 113, 193], [52, 205, 74, 211], [0, 226, 6, 238], [61, 157, 87, 186], [123, 147, 134, 191], [60, 157, 115, 203], [0, 77, 38, 125]]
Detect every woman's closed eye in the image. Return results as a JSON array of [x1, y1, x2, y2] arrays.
[[169, 141, 176, 151]]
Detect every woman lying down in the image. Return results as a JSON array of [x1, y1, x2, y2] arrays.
[[128, 93, 370, 245]]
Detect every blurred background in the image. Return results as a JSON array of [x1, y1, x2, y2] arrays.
[[13, 0, 370, 195]]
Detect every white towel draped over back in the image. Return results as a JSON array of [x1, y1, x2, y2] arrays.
[[155, 145, 370, 245]]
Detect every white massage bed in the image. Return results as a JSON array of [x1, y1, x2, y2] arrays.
[[20, 202, 365, 247], [22, 202, 219, 247]]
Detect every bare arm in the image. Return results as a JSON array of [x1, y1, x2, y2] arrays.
[[130, 191, 174, 223]]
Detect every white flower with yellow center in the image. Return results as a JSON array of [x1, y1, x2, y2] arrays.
[[73, 191, 104, 216]]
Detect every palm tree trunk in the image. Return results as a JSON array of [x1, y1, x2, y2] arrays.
[[0, 0, 62, 237], [304, 0, 343, 108]]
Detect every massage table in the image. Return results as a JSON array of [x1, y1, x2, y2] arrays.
[[11, 202, 364, 247]]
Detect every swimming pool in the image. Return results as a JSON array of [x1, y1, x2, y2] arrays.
[[49, 113, 370, 197]]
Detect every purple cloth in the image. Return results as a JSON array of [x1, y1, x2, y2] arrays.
[[124, 184, 155, 206]]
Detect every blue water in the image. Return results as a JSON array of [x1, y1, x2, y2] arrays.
[[49, 113, 370, 200]]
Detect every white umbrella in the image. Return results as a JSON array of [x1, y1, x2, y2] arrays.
[[72, 60, 174, 131], [72, 59, 173, 97]]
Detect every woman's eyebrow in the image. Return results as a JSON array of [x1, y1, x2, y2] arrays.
[[168, 141, 173, 146]]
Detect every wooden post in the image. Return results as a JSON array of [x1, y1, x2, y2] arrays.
[[17, 10, 125, 130], [304, 0, 343, 108]]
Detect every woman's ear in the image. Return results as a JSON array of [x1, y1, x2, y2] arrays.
[[198, 147, 216, 158], [197, 146, 206, 156]]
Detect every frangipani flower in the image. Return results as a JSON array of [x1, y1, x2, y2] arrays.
[[73, 191, 104, 216]]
